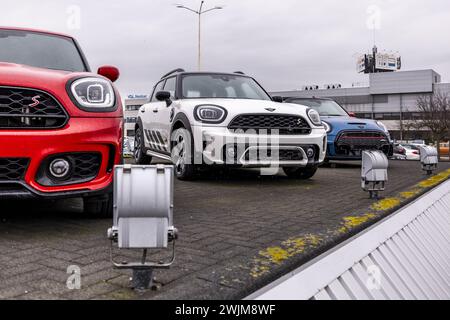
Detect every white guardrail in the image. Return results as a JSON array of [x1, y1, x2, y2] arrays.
[[248, 180, 450, 300]]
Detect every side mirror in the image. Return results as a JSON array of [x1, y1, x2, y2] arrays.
[[98, 65, 120, 82], [156, 91, 172, 106], [272, 96, 283, 103], [348, 112, 356, 118]]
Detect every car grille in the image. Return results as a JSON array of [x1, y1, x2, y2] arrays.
[[70, 153, 102, 181], [0, 87, 68, 129], [228, 114, 311, 135], [335, 131, 390, 155], [0, 158, 30, 181], [243, 149, 304, 162]]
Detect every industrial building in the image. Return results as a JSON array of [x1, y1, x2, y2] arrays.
[[271, 69, 449, 140], [123, 95, 149, 137]]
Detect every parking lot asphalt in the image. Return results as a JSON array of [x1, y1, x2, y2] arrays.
[[0, 160, 449, 300]]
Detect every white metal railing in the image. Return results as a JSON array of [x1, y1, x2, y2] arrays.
[[248, 180, 450, 300]]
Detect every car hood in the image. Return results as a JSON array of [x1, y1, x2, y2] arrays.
[[0, 62, 94, 88], [321, 116, 385, 133], [180, 98, 310, 119]]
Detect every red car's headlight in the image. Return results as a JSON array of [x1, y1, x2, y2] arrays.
[[68, 77, 116, 111]]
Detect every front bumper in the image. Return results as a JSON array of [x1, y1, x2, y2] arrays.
[[326, 131, 394, 160], [192, 126, 327, 167], [0, 117, 122, 199]]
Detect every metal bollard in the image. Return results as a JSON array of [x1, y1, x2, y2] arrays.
[[107, 164, 177, 290], [361, 150, 389, 199], [418, 146, 438, 175]]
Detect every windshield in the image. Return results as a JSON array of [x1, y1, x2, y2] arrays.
[[182, 74, 272, 100], [0, 29, 87, 72], [290, 99, 348, 117]]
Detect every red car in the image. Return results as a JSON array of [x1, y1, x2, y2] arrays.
[[0, 27, 123, 216]]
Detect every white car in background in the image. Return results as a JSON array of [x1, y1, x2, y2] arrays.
[[402, 144, 421, 161], [134, 69, 327, 180]]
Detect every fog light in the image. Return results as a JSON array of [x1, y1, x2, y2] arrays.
[[307, 148, 315, 158], [49, 158, 70, 179]]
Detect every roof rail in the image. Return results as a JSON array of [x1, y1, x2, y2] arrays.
[[234, 71, 245, 75], [161, 68, 185, 79]]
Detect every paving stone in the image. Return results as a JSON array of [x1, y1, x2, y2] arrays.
[[0, 161, 448, 299]]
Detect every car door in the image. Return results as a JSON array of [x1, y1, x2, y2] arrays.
[[156, 76, 177, 154], [142, 79, 166, 151]]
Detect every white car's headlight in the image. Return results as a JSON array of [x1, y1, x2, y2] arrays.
[[70, 77, 115, 110], [194, 105, 227, 124], [307, 109, 322, 126], [322, 121, 332, 133]]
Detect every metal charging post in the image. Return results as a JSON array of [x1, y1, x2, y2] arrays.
[[361, 150, 389, 199], [107, 164, 177, 290]]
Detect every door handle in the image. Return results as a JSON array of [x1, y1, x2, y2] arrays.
[[153, 109, 159, 113]]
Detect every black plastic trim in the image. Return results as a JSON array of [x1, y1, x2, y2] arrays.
[[0, 180, 112, 200], [35, 152, 102, 187], [0, 85, 69, 130]]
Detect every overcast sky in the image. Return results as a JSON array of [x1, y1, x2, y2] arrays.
[[2, 0, 450, 97]]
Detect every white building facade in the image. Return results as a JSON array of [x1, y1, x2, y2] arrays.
[[271, 69, 449, 140], [123, 95, 149, 137]]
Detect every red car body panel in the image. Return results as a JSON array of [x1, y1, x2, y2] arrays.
[[0, 28, 123, 198]]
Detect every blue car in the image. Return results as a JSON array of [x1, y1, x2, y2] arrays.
[[285, 97, 393, 160]]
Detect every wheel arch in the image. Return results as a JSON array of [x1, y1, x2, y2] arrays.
[[171, 112, 192, 134], [170, 112, 201, 164]]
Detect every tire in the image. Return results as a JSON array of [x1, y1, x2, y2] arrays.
[[283, 166, 318, 180], [171, 127, 196, 180], [134, 125, 152, 164], [83, 193, 113, 218]]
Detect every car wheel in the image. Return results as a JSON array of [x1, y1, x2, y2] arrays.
[[171, 127, 196, 180], [283, 166, 318, 180], [83, 193, 113, 218], [134, 125, 152, 164]]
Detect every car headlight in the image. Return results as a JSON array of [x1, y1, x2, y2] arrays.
[[194, 105, 227, 124], [307, 109, 322, 126], [376, 121, 389, 133], [69, 77, 116, 110], [322, 121, 331, 133]]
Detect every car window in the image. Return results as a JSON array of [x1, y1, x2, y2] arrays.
[[289, 99, 348, 117], [163, 77, 176, 98], [151, 80, 165, 102], [0, 29, 86, 72], [181, 74, 271, 100]]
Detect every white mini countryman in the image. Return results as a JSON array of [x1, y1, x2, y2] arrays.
[[135, 69, 327, 180]]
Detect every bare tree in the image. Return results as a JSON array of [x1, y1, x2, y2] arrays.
[[407, 91, 450, 159]]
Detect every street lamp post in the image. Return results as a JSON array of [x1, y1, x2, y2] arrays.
[[176, 1, 223, 71]]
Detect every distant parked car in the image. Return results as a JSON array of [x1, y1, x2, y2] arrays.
[[402, 144, 421, 161], [392, 144, 407, 160], [284, 97, 394, 161]]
